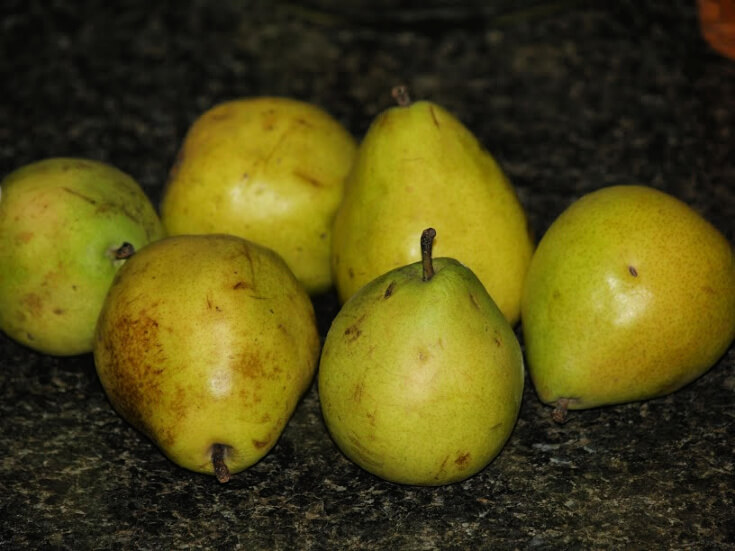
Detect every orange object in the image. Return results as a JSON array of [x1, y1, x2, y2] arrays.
[[698, 0, 735, 59]]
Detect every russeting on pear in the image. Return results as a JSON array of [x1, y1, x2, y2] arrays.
[[94, 234, 320, 481]]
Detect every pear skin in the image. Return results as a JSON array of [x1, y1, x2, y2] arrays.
[[521, 185, 735, 418], [319, 229, 524, 485], [160, 97, 357, 295], [94, 234, 320, 481], [331, 88, 534, 324], [0, 158, 164, 355]]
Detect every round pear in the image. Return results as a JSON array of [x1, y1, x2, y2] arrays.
[[521, 185, 735, 420], [0, 158, 164, 355], [319, 229, 524, 485], [160, 97, 357, 295], [94, 234, 320, 481]]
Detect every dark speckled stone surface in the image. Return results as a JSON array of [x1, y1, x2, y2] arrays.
[[1, 0, 734, 549]]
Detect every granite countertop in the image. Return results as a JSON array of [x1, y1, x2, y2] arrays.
[[1, 1, 734, 548]]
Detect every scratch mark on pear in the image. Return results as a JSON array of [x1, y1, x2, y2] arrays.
[[429, 105, 440, 128], [434, 455, 450, 479], [293, 170, 325, 188], [352, 382, 364, 403], [262, 126, 290, 166], [62, 187, 98, 205], [347, 433, 383, 468]]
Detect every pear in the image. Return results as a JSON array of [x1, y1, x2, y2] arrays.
[[331, 86, 534, 325], [521, 185, 735, 421], [160, 97, 357, 295], [319, 228, 524, 485], [93, 234, 320, 482], [0, 158, 164, 356]]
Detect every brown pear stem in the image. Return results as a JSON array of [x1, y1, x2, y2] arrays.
[[392, 85, 412, 107], [552, 399, 569, 424], [212, 444, 231, 483], [421, 228, 437, 281], [114, 242, 136, 260]]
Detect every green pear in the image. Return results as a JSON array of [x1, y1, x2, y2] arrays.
[[319, 228, 524, 485], [93, 234, 320, 482], [331, 86, 534, 325], [0, 158, 164, 356], [521, 185, 735, 421], [160, 96, 357, 295]]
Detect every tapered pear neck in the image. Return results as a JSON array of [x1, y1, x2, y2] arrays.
[[421, 228, 437, 281], [392, 85, 412, 107]]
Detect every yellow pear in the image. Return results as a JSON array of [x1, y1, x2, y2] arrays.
[[319, 229, 524, 485], [94, 234, 320, 481], [521, 185, 735, 421], [160, 97, 357, 295], [0, 158, 164, 355], [331, 87, 534, 325]]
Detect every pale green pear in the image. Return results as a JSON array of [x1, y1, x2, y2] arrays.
[[94, 234, 320, 481], [0, 158, 164, 356], [160, 96, 357, 295], [521, 185, 735, 420], [331, 87, 534, 325], [319, 228, 524, 485]]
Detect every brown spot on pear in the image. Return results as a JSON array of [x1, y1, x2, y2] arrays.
[[455, 452, 471, 469], [93, 234, 320, 482]]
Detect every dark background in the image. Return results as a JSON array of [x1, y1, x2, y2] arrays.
[[1, 0, 734, 548]]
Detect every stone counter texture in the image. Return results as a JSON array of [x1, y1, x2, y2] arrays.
[[1, 0, 733, 549]]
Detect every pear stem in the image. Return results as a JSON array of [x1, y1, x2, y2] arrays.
[[421, 228, 437, 282], [212, 444, 231, 483], [114, 242, 136, 260], [392, 85, 412, 107], [552, 399, 569, 424]]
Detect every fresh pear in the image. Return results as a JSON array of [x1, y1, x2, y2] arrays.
[[160, 97, 357, 295], [93, 233, 320, 482], [0, 158, 164, 356], [521, 185, 735, 421], [331, 86, 534, 325], [319, 228, 524, 485]]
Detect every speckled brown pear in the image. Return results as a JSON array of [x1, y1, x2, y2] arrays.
[[319, 228, 524, 485], [93, 234, 320, 482], [0, 158, 164, 355], [331, 86, 534, 324], [160, 97, 357, 295], [521, 185, 735, 422]]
